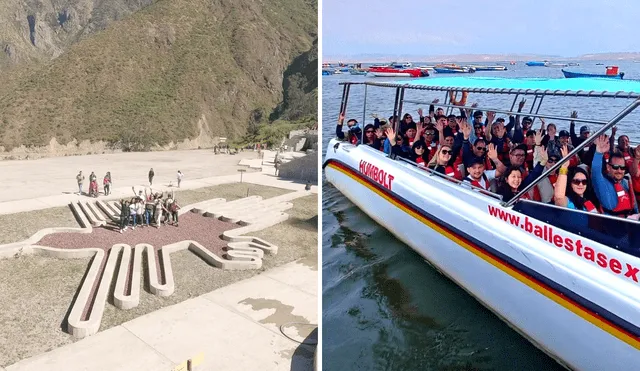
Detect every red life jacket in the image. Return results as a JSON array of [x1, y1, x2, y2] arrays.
[[349, 134, 358, 145], [465, 173, 490, 190], [495, 137, 510, 162], [444, 166, 462, 180], [549, 174, 558, 188], [484, 156, 494, 170], [616, 148, 633, 168], [611, 181, 635, 215], [520, 191, 531, 200], [427, 142, 438, 161], [583, 200, 599, 213], [526, 144, 534, 163], [453, 148, 463, 167], [415, 157, 426, 165]]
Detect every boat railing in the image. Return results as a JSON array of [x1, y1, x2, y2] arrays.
[[336, 81, 640, 209]]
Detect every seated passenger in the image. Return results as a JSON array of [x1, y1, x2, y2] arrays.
[[496, 146, 547, 202], [532, 150, 561, 203], [608, 127, 634, 169], [410, 140, 430, 165], [404, 122, 418, 146], [554, 145, 600, 213], [399, 113, 417, 136], [463, 144, 506, 190], [460, 121, 493, 170], [336, 112, 362, 145], [362, 124, 381, 149], [384, 127, 411, 159], [427, 144, 463, 180], [591, 135, 639, 218]]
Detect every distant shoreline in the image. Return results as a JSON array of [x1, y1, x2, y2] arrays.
[[323, 53, 640, 64]]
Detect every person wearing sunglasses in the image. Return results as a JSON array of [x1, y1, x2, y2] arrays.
[[362, 124, 381, 149], [591, 135, 639, 218], [336, 112, 362, 145], [554, 145, 600, 212], [427, 144, 463, 180], [399, 113, 417, 137], [460, 121, 494, 171], [463, 143, 507, 191], [411, 140, 430, 165]]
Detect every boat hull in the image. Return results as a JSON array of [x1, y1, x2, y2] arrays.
[[433, 67, 474, 74], [526, 61, 547, 66], [469, 65, 507, 71], [368, 67, 426, 77], [323, 139, 640, 371], [562, 69, 623, 79]]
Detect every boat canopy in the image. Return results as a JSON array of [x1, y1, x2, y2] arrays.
[[340, 76, 640, 98]]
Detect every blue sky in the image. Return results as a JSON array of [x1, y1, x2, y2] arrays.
[[322, 0, 640, 57]]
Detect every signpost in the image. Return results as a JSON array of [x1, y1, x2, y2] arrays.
[[238, 168, 246, 183]]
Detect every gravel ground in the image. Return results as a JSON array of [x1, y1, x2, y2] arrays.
[[0, 189, 317, 367], [0, 206, 78, 245]]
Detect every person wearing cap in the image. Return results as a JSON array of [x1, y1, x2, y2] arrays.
[[463, 143, 506, 191], [336, 112, 362, 145], [568, 110, 596, 165], [591, 135, 639, 218], [557, 130, 582, 168]]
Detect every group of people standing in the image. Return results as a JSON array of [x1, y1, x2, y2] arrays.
[[75, 168, 185, 197], [118, 188, 181, 233]]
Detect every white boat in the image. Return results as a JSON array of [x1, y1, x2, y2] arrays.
[[324, 77, 640, 370]]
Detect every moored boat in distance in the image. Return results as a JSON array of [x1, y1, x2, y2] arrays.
[[433, 64, 475, 73], [368, 62, 428, 78], [526, 61, 548, 66], [562, 65, 624, 79], [325, 76, 640, 370], [467, 65, 508, 71]]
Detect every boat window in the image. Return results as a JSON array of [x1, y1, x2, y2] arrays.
[[513, 200, 640, 258]]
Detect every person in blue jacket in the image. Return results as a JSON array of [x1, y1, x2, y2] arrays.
[[591, 135, 639, 218]]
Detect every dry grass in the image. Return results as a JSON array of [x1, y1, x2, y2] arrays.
[[0, 256, 90, 366], [0, 191, 317, 367], [0, 206, 78, 245], [172, 182, 293, 206]]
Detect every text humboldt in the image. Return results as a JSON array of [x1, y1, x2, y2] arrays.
[[359, 160, 394, 190]]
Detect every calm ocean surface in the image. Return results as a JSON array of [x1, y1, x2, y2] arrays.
[[321, 61, 640, 370]]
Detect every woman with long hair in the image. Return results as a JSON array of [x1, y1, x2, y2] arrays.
[[410, 140, 430, 165], [427, 144, 462, 180], [497, 146, 548, 202], [554, 145, 600, 212]]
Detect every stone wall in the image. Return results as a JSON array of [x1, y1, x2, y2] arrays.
[[278, 151, 318, 183]]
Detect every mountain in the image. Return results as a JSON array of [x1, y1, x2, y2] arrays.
[[0, 0, 317, 156]]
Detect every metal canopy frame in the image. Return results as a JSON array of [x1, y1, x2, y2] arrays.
[[336, 80, 640, 208]]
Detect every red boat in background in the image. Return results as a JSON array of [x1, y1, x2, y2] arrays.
[[368, 62, 428, 78]]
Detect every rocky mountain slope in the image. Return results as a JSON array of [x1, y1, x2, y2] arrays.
[[0, 0, 317, 156]]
